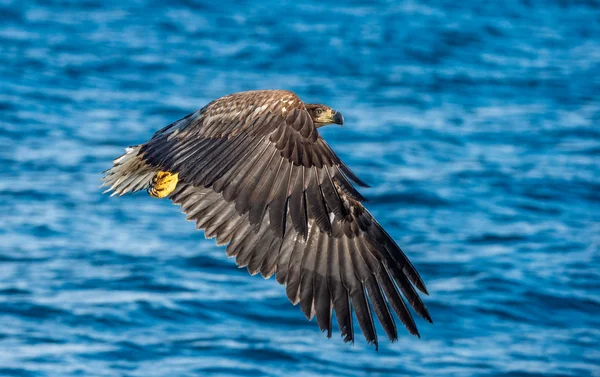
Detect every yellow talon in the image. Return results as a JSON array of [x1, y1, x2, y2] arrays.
[[149, 171, 179, 198]]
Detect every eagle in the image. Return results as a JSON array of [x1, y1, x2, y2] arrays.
[[102, 90, 432, 349]]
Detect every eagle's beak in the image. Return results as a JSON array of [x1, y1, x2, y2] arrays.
[[333, 111, 344, 126]]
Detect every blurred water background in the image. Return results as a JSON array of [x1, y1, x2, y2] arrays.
[[1, 0, 599, 376]]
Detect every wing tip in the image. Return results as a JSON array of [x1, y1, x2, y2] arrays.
[[368, 339, 379, 352], [418, 303, 433, 323], [357, 180, 371, 189], [321, 328, 333, 338], [416, 280, 430, 296], [407, 325, 421, 338]]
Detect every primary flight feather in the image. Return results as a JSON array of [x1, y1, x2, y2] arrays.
[[102, 89, 432, 349]]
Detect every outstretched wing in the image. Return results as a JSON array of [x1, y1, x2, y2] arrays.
[[139, 90, 431, 348]]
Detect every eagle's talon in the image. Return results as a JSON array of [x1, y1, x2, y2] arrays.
[[149, 171, 179, 198]]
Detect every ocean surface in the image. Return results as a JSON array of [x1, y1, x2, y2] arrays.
[[1, 1, 599, 376]]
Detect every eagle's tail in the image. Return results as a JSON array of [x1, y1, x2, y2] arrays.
[[101, 145, 158, 197]]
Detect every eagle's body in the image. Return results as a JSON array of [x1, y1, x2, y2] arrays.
[[102, 90, 431, 349]]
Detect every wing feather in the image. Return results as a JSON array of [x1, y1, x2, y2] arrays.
[[299, 225, 319, 319], [288, 167, 308, 238], [260, 231, 286, 279], [313, 232, 333, 337], [247, 227, 277, 276], [306, 168, 332, 233], [275, 225, 298, 284], [329, 237, 353, 342], [268, 162, 292, 238], [235, 147, 278, 217], [221, 140, 271, 202], [339, 236, 377, 347], [249, 154, 284, 226], [285, 235, 306, 305]]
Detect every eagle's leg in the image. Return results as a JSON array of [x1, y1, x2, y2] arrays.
[[149, 171, 179, 198]]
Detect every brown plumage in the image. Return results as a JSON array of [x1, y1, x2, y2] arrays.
[[102, 89, 432, 350]]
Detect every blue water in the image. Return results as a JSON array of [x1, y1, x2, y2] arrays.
[[1, 0, 599, 376]]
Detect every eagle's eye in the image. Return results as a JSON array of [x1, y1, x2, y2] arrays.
[[315, 109, 323, 115]]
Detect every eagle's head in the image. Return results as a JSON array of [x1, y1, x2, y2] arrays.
[[305, 104, 344, 128]]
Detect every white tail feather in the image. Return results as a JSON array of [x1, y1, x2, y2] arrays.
[[102, 146, 157, 196]]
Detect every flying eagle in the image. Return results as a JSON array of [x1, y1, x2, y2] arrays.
[[102, 90, 432, 349]]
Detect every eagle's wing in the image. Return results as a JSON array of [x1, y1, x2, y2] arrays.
[[139, 90, 431, 348]]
